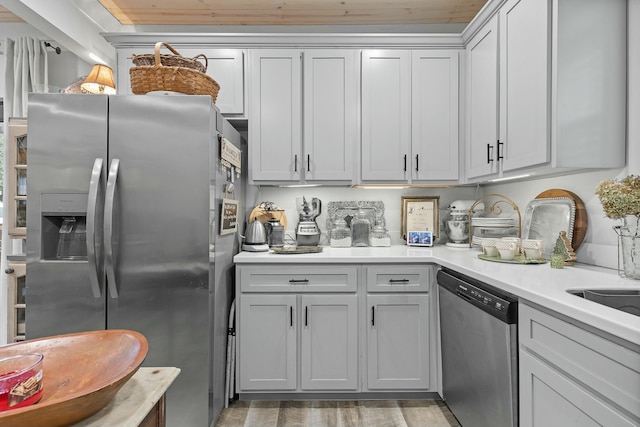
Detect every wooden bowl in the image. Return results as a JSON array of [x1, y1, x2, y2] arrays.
[[0, 330, 148, 427]]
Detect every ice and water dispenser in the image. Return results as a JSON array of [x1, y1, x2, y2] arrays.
[[40, 193, 89, 261]]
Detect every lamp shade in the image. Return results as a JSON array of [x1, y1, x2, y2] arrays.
[[81, 64, 116, 94]]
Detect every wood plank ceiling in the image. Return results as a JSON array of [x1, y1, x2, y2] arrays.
[[97, 0, 487, 26], [1, 1, 487, 26]]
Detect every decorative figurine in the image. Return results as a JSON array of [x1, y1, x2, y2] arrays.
[[551, 231, 576, 268]]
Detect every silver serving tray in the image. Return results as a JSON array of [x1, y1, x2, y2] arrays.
[[522, 197, 576, 259]]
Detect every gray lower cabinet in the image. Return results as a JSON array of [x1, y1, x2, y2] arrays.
[[366, 294, 430, 389], [237, 265, 359, 393], [236, 263, 435, 395], [239, 294, 297, 391], [301, 294, 358, 390], [519, 303, 640, 427]]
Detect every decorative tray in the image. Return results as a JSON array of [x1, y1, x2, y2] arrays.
[[522, 197, 575, 259], [272, 246, 324, 254], [478, 254, 547, 264], [326, 201, 386, 240]]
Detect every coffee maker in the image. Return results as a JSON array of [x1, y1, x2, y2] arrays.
[[295, 196, 321, 246]]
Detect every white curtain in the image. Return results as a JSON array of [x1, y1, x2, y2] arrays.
[[4, 37, 49, 118]]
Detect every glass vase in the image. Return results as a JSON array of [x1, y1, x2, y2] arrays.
[[614, 215, 640, 280]]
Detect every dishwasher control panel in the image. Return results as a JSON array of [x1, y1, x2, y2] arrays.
[[457, 283, 511, 316], [437, 268, 518, 324]]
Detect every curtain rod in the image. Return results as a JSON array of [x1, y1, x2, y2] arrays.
[[44, 41, 61, 54]]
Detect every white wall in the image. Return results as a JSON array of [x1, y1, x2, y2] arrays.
[[254, 186, 478, 246], [1, 23, 92, 97]]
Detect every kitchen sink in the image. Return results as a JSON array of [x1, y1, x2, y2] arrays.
[[567, 289, 640, 317]]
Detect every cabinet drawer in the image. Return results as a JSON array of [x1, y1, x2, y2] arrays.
[[239, 265, 357, 292], [520, 303, 640, 419], [365, 265, 432, 292]]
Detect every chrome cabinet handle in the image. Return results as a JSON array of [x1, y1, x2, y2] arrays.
[[87, 158, 104, 298], [104, 159, 120, 299]]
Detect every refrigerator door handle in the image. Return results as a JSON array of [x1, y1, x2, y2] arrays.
[[105, 158, 120, 299], [87, 158, 104, 298]]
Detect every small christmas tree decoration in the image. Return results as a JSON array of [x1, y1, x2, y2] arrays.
[[551, 231, 576, 267]]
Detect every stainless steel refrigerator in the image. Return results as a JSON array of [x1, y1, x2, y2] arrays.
[[26, 93, 243, 426]]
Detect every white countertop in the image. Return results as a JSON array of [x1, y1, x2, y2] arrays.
[[234, 246, 640, 346]]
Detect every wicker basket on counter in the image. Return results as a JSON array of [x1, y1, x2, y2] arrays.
[[129, 41, 220, 103]]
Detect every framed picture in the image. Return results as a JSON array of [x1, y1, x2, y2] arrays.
[[401, 196, 440, 241], [220, 198, 239, 235]]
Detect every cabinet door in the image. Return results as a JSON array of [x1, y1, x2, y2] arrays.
[[499, 0, 550, 172], [520, 351, 637, 427], [361, 50, 411, 182], [411, 50, 459, 181], [180, 48, 245, 115], [238, 294, 297, 391], [466, 16, 500, 179], [300, 295, 358, 390], [303, 50, 357, 183], [6, 261, 26, 342], [7, 118, 28, 237], [249, 49, 302, 183], [367, 294, 429, 389]]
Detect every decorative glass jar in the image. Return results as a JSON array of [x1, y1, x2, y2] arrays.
[[370, 225, 391, 247], [351, 209, 371, 247], [615, 215, 640, 279], [330, 219, 352, 247]]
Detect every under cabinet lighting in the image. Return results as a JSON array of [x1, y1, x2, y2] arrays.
[[277, 184, 322, 188], [352, 184, 457, 189], [488, 174, 531, 183]]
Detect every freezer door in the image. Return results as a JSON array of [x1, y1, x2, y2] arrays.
[[26, 94, 108, 338], [106, 95, 213, 427]]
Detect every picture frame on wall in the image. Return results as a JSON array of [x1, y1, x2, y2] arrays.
[[401, 196, 440, 241], [220, 198, 239, 235]]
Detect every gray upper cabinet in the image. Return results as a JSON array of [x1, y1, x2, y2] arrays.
[[116, 47, 245, 116], [361, 49, 460, 184], [248, 49, 358, 185], [465, 15, 500, 180], [464, 0, 627, 182]]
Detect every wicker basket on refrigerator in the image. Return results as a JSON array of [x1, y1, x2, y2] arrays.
[[129, 41, 220, 103]]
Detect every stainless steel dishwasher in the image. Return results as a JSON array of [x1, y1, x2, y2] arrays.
[[437, 267, 518, 427]]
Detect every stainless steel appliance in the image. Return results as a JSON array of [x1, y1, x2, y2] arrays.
[[264, 218, 285, 248], [444, 199, 474, 248], [26, 93, 243, 427], [241, 220, 269, 252], [295, 196, 321, 246], [437, 268, 518, 427]]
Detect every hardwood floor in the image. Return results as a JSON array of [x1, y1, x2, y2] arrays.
[[215, 400, 461, 427]]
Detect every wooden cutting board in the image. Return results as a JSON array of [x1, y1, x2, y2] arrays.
[[535, 189, 588, 251]]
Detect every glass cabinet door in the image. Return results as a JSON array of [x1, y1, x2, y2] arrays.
[[7, 260, 26, 342], [8, 118, 28, 237]]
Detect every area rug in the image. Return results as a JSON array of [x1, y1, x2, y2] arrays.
[[215, 400, 461, 427]]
